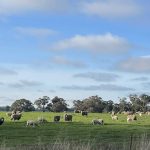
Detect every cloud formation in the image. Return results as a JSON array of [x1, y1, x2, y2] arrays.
[[73, 72, 120, 82], [0, 96, 14, 105], [81, 0, 142, 18], [0, 67, 18, 75], [118, 56, 150, 73], [62, 84, 134, 91], [50, 33, 131, 53], [15, 27, 57, 37], [131, 77, 149, 82], [9, 80, 43, 88], [0, 0, 69, 16], [51, 56, 87, 68]]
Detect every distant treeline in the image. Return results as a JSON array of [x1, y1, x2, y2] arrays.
[[1, 94, 150, 113]]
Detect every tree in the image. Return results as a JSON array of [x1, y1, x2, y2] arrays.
[[80, 95, 105, 113], [5, 105, 11, 111], [103, 100, 114, 112], [129, 94, 150, 112], [46, 103, 52, 111], [129, 94, 142, 112], [11, 99, 35, 112], [140, 94, 150, 112], [113, 103, 120, 113], [50, 96, 68, 112], [73, 100, 84, 111], [34, 96, 50, 112]]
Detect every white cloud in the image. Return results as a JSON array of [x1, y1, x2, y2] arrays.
[[62, 84, 134, 91], [51, 56, 87, 68], [81, 0, 142, 18], [50, 33, 131, 53], [0, 67, 18, 75], [8, 80, 43, 88], [0, 0, 69, 16], [73, 72, 120, 82], [15, 27, 57, 37], [118, 56, 150, 73], [131, 77, 149, 82]]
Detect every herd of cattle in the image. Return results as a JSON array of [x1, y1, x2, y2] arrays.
[[0, 110, 149, 127]]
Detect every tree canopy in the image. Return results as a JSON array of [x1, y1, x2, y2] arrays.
[[11, 99, 35, 112], [34, 96, 50, 112]]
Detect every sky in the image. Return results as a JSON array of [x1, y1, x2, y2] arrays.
[[0, 0, 150, 106]]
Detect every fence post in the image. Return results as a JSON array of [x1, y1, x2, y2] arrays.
[[129, 134, 133, 150]]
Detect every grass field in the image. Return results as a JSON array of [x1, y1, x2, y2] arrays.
[[0, 112, 150, 148]]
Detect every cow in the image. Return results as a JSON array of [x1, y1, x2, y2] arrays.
[[74, 110, 80, 113], [64, 114, 72, 121], [54, 116, 60, 122], [81, 111, 88, 116]]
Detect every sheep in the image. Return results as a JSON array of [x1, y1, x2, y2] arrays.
[[111, 114, 118, 120], [11, 113, 22, 121], [92, 119, 104, 125], [111, 111, 116, 115], [127, 118, 134, 123], [139, 112, 144, 117], [0, 117, 4, 125], [127, 115, 137, 123], [26, 120, 38, 127], [146, 111, 150, 115], [37, 117, 48, 124]]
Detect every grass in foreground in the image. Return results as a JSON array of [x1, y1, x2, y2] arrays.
[[0, 112, 149, 147]]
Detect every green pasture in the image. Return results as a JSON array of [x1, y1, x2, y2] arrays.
[[0, 112, 150, 146]]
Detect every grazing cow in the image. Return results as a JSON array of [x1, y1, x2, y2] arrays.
[[11, 113, 22, 121], [81, 111, 88, 116], [92, 119, 104, 125], [64, 114, 72, 121], [54, 116, 60, 122], [0, 117, 4, 125], [74, 110, 80, 113]]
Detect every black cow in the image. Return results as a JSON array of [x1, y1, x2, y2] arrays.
[[74, 110, 80, 113], [81, 111, 88, 116], [54, 116, 60, 122], [64, 114, 72, 121], [0, 117, 4, 125]]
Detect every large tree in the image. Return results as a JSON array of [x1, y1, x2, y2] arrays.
[[74, 95, 105, 113], [50, 96, 68, 112], [129, 94, 150, 112], [11, 99, 35, 112], [103, 100, 114, 113], [34, 96, 50, 112], [73, 100, 84, 111]]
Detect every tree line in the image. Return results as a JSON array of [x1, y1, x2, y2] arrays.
[[1, 94, 150, 113]]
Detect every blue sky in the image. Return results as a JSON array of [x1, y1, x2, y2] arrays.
[[0, 0, 150, 106]]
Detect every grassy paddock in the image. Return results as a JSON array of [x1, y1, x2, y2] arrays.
[[0, 112, 150, 147]]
